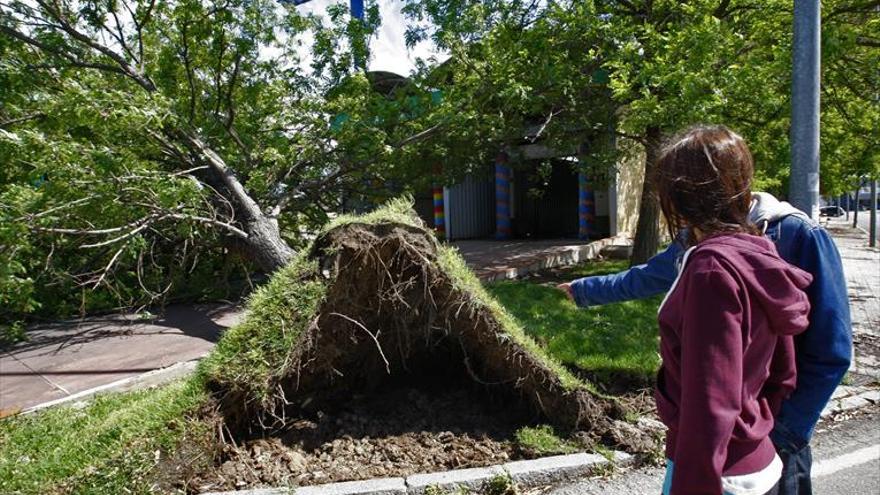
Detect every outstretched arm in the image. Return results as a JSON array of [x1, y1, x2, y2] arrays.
[[565, 240, 682, 307]]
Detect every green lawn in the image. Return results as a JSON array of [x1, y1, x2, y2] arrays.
[[486, 260, 662, 387], [0, 380, 209, 494]]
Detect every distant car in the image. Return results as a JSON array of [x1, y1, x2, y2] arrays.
[[820, 206, 845, 217]]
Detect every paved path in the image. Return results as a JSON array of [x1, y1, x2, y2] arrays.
[[0, 237, 621, 412], [0, 304, 242, 412], [453, 236, 629, 281]]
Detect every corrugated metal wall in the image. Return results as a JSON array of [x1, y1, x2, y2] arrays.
[[445, 174, 495, 240]]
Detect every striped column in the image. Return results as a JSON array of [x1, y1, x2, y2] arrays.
[[578, 172, 594, 240], [432, 183, 445, 239], [495, 152, 512, 240]]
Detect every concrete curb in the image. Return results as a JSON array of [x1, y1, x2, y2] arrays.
[[407, 465, 506, 494], [22, 358, 202, 415], [204, 452, 631, 495], [820, 387, 880, 419]]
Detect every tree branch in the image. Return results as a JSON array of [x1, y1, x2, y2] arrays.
[[825, 0, 880, 20], [33, 0, 156, 91], [614, 130, 647, 145], [164, 213, 248, 238], [0, 113, 46, 128], [176, 130, 267, 222], [0, 25, 129, 77], [91, 244, 127, 289], [17, 196, 95, 221], [395, 124, 443, 147], [856, 37, 880, 48]]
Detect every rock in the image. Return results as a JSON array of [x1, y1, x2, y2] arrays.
[[608, 419, 659, 453], [285, 451, 308, 472]]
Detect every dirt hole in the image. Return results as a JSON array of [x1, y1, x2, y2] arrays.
[[186, 218, 657, 493], [193, 345, 551, 492]]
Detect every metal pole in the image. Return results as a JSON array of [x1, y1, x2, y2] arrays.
[[870, 180, 877, 247], [789, 0, 821, 219], [350, 0, 364, 19]]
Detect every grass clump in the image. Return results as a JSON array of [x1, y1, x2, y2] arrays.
[[437, 245, 586, 392], [515, 425, 579, 456], [197, 253, 327, 408], [0, 380, 209, 494], [484, 474, 519, 495], [0, 320, 26, 346], [486, 260, 661, 384], [321, 195, 421, 234]]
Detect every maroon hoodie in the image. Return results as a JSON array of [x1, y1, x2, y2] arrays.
[[656, 233, 812, 495]]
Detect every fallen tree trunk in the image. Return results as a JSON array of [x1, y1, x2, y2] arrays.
[[177, 131, 295, 273]]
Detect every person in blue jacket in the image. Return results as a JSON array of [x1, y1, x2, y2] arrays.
[[559, 192, 852, 495]]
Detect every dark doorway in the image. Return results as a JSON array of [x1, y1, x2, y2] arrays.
[[513, 161, 579, 238]]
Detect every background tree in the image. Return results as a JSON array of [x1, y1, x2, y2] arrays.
[[401, 0, 878, 263]]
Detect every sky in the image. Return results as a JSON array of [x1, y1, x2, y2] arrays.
[[293, 0, 449, 76]]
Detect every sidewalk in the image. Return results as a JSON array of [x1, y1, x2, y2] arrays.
[[0, 236, 623, 412], [453, 235, 630, 281], [825, 218, 880, 381], [0, 304, 242, 413]]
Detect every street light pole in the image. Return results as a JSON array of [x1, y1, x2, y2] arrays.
[[789, 0, 821, 219], [871, 179, 877, 247]]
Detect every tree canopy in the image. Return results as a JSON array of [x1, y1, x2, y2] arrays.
[[0, 0, 409, 321], [398, 0, 879, 261]]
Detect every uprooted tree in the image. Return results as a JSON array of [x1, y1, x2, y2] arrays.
[[197, 201, 630, 449], [0, 0, 440, 320]]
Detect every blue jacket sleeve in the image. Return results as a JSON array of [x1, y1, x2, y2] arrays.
[[568, 241, 681, 307], [772, 224, 852, 448]]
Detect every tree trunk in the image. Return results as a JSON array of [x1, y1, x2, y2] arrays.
[[853, 183, 860, 228], [179, 131, 295, 272], [629, 127, 663, 266], [243, 216, 295, 272]]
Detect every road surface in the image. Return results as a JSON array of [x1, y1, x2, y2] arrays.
[[544, 409, 880, 495], [847, 209, 880, 239]]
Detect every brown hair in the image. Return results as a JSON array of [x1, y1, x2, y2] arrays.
[[655, 125, 759, 245]]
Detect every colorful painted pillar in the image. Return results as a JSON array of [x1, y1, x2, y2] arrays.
[[432, 183, 445, 240], [495, 152, 512, 240], [578, 172, 594, 240]]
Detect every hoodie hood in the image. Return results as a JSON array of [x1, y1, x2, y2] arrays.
[[749, 192, 811, 227], [692, 233, 812, 336]]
